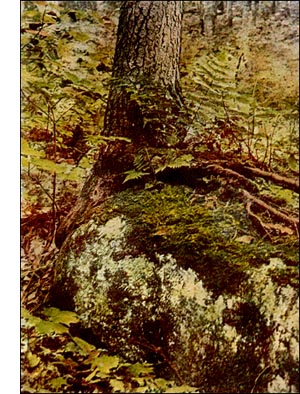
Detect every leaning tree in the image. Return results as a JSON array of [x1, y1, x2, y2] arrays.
[[56, 0, 188, 246]]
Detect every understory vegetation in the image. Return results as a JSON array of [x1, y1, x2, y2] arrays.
[[21, 1, 298, 393]]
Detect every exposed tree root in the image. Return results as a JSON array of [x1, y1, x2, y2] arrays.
[[245, 201, 273, 240], [251, 366, 272, 394], [244, 166, 299, 193], [242, 189, 299, 226], [206, 163, 257, 191], [189, 158, 298, 237], [55, 150, 299, 247]]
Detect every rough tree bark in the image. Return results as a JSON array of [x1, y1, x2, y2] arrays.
[[103, 0, 186, 147], [55, 0, 187, 247], [226, 1, 233, 27]]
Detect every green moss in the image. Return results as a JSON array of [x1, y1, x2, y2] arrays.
[[98, 184, 299, 297], [52, 184, 298, 391]]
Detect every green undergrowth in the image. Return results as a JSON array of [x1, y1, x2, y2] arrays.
[[21, 2, 120, 228], [96, 183, 298, 297], [181, 11, 299, 174], [21, 307, 198, 393]]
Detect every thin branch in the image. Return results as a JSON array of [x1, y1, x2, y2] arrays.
[[245, 201, 272, 240], [251, 366, 271, 393], [26, 172, 60, 212], [48, 105, 58, 246], [221, 92, 230, 122], [56, 103, 76, 123], [21, 89, 49, 118], [21, 5, 48, 51], [130, 338, 186, 386]]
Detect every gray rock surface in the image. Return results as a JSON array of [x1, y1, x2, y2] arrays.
[[52, 185, 298, 392]]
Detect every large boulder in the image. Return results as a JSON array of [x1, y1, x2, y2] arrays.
[[52, 184, 298, 393]]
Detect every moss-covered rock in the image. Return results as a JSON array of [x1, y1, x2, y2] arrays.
[[52, 184, 299, 392]]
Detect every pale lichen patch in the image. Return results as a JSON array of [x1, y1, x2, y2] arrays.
[[52, 185, 299, 392]]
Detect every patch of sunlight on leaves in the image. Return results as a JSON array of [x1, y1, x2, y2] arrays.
[[49, 376, 68, 391], [109, 378, 126, 392], [42, 307, 80, 326], [155, 154, 194, 173], [128, 362, 154, 377], [123, 170, 150, 183], [78, 156, 92, 169], [165, 385, 199, 393], [63, 166, 85, 182], [22, 307, 69, 335], [22, 384, 52, 394], [30, 157, 68, 174], [153, 378, 170, 391], [90, 354, 119, 375], [288, 154, 299, 172], [72, 336, 97, 355], [21, 138, 45, 158], [26, 351, 41, 368], [35, 320, 69, 335], [68, 29, 91, 42]]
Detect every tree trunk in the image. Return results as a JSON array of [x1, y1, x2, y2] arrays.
[[246, 1, 252, 11], [271, 1, 277, 15], [251, 1, 260, 25], [58, 1, 98, 10], [226, 1, 233, 28], [103, 0, 186, 148], [204, 1, 218, 36], [55, 0, 187, 247]]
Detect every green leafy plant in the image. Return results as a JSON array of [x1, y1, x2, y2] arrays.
[[21, 306, 199, 393], [21, 2, 121, 246], [123, 147, 194, 184], [182, 45, 299, 171]]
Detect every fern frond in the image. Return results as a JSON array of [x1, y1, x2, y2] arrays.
[[123, 170, 150, 183], [154, 154, 194, 174]]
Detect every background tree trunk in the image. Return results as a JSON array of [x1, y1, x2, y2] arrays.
[[226, 1, 233, 27], [103, 0, 186, 147], [252, 1, 260, 25], [58, 1, 98, 10], [204, 1, 218, 36], [271, 1, 277, 15]]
